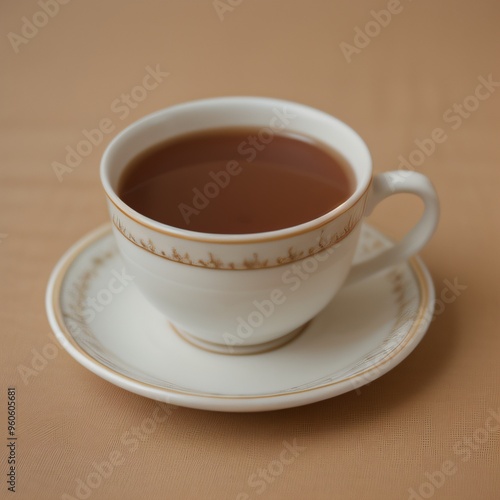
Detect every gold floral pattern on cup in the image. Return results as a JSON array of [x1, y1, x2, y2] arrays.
[[112, 207, 364, 270]]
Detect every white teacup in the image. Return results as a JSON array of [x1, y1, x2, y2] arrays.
[[101, 97, 439, 354]]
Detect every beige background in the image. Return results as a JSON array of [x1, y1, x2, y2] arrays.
[[1, 0, 500, 499]]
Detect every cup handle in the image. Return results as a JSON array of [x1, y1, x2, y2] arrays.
[[344, 170, 440, 286]]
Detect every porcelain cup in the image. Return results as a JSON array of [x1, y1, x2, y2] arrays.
[[100, 97, 439, 354]]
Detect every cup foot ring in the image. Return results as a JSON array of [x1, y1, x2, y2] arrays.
[[170, 322, 310, 355]]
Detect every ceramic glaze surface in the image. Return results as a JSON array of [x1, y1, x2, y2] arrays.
[[46, 224, 435, 412]]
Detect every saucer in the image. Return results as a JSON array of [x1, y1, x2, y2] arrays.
[[46, 224, 434, 412]]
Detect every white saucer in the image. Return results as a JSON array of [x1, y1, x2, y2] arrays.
[[46, 224, 434, 412]]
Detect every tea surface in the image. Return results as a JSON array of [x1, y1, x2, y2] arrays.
[[118, 128, 354, 234]]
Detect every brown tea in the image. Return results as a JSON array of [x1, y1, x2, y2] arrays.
[[118, 127, 354, 234]]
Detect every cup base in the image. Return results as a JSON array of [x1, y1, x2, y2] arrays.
[[170, 322, 310, 355]]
